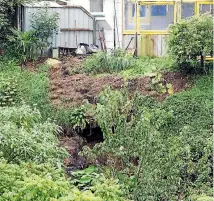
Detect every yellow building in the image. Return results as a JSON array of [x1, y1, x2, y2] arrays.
[[123, 0, 213, 56]]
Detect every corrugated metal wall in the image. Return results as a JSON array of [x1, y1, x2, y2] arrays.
[[59, 7, 94, 48], [22, 5, 98, 49]]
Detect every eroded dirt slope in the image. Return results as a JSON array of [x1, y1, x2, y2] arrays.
[[49, 57, 188, 107]]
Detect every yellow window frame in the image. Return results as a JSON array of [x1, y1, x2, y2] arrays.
[[196, 1, 214, 15]]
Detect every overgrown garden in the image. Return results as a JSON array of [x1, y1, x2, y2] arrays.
[[0, 1, 213, 200]]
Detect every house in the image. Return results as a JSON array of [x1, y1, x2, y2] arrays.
[[20, 0, 213, 57], [68, 0, 213, 56]]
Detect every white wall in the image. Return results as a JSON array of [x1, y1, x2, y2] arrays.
[[67, 0, 90, 11], [67, 0, 123, 49]]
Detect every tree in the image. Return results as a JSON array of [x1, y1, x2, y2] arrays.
[[30, 6, 59, 55]]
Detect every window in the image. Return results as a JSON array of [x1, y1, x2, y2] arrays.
[[151, 5, 167, 16], [140, 6, 146, 17], [182, 3, 195, 19], [140, 5, 174, 30], [132, 4, 135, 17], [132, 4, 146, 17], [90, 0, 104, 12], [200, 4, 213, 15]]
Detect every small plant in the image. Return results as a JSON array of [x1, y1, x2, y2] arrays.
[[71, 165, 100, 190], [69, 105, 89, 130], [0, 76, 19, 106], [149, 72, 174, 94], [7, 29, 37, 64]]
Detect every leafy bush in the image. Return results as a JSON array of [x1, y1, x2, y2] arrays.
[[82, 74, 212, 200], [0, 76, 19, 106], [71, 165, 129, 201], [0, 160, 70, 200], [4, 5, 59, 62], [0, 160, 71, 201], [167, 14, 213, 71], [83, 49, 134, 74], [0, 60, 52, 119], [0, 160, 129, 201], [0, 105, 68, 165], [7, 29, 37, 63]]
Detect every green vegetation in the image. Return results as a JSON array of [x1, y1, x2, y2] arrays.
[[83, 49, 135, 74], [30, 7, 59, 54], [4, 4, 59, 63], [120, 56, 175, 78], [0, 58, 128, 200], [0, 105, 68, 165], [0, 160, 128, 201], [0, 9, 212, 201], [81, 73, 213, 200], [83, 51, 175, 78], [167, 14, 213, 72]]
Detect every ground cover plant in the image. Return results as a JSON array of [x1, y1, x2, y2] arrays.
[[120, 56, 175, 78], [0, 160, 129, 201], [81, 73, 213, 201]]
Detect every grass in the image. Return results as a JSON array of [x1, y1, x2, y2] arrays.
[[119, 56, 175, 78], [0, 57, 80, 127], [82, 50, 176, 77]]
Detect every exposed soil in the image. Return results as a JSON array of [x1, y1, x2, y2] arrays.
[[60, 135, 88, 172], [49, 56, 189, 107], [23, 57, 47, 72]]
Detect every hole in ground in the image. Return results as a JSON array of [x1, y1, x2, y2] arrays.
[[60, 123, 104, 173]]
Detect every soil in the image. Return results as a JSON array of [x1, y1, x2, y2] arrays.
[[49, 56, 189, 107], [23, 57, 47, 72], [59, 135, 88, 173]]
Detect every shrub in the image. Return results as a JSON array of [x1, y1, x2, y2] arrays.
[[0, 105, 68, 165], [3, 5, 59, 62], [167, 14, 213, 72], [0, 160, 71, 201], [83, 49, 134, 74], [6, 29, 37, 63], [0, 160, 129, 201]]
